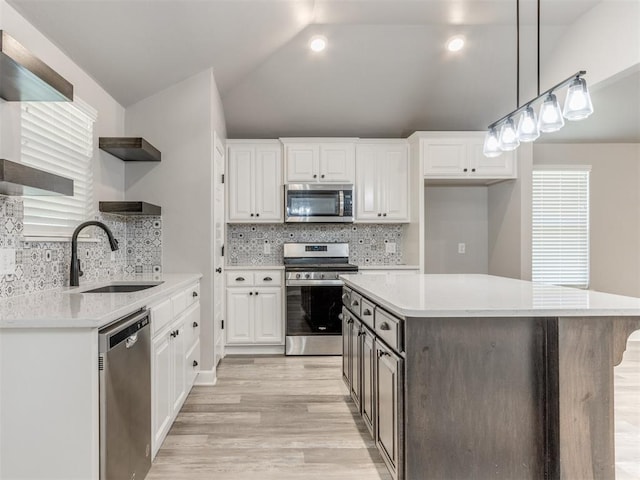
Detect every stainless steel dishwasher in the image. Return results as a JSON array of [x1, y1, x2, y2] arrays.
[[99, 309, 151, 480]]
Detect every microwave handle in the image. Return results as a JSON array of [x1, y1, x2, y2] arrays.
[[339, 190, 345, 217]]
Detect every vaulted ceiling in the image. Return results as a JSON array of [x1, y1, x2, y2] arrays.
[[7, 0, 638, 141]]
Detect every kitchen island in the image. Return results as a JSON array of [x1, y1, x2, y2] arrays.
[[340, 273, 640, 480]]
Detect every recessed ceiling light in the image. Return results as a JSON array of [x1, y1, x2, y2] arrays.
[[309, 35, 327, 53], [446, 36, 465, 52]]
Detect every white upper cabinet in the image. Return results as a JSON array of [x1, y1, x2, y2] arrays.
[[227, 141, 283, 222], [282, 139, 356, 184], [420, 133, 517, 182], [356, 141, 409, 222]]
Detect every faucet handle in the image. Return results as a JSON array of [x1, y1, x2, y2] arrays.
[[78, 259, 84, 277]]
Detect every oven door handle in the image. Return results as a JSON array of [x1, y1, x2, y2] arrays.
[[286, 279, 344, 287]]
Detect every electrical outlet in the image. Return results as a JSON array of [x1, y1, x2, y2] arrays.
[[263, 243, 271, 255], [0, 248, 16, 275], [458, 243, 466, 254], [385, 242, 396, 254]]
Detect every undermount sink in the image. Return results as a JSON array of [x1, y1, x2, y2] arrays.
[[80, 282, 164, 293]]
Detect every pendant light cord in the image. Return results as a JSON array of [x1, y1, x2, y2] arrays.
[[516, 0, 520, 108], [537, 0, 540, 95]]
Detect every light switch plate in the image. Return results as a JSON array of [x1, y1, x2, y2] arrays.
[[458, 243, 466, 254], [0, 248, 16, 275], [385, 242, 396, 254]]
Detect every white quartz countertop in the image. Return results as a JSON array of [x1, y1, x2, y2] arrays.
[[340, 273, 640, 318], [358, 265, 420, 271], [0, 273, 202, 329], [225, 265, 284, 270]]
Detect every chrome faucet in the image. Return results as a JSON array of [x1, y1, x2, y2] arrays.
[[70, 221, 119, 286]]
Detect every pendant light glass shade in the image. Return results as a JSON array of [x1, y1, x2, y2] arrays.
[[563, 77, 593, 120], [516, 105, 540, 142], [538, 93, 564, 132], [483, 128, 502, 157], [498, 117, 520, 151]]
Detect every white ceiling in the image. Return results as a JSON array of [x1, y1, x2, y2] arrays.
[[9, 0, 637, 141]]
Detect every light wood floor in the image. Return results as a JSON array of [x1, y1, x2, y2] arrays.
[[147, 355, 392, 480], [148, 342, 640, 480]]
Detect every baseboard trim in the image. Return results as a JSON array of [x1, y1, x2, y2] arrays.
[[194, 368, 217, 386], [224, 345, 285, 355]]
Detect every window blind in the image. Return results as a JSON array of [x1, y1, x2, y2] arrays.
[[532, 167, 590, 288], [21, 98, 97, 238]]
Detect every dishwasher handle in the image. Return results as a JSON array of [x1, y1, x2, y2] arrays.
[[99, 309, 150, 353]]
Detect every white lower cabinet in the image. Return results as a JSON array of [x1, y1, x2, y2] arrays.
[[151, 282, 201, 458], [226, 269, 284, 346]]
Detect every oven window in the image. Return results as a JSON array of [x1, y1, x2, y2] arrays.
[[287, 191, 340, 217], [286, 285, 342, 335]]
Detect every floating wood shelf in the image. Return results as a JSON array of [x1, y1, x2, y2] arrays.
[[0, 30, 73, 102], [0, 159, 73, 196], [99, 201, 161, 216], [99, 137, 161, 162]]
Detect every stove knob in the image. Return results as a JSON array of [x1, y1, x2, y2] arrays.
[[296, 273, 301, 279], [305, 273, 311, 279]]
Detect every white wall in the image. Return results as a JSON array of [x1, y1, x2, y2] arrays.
[[0, 1, 126, 203], [125, 68, 226, 372], [424, 186, 489, 274], [533, 143, 640, 297]]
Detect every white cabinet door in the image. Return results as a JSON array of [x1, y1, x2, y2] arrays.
[[253, 288, 283, 344], [319, 143, 355, 183], [422, 140, 468, 177], [286, 144, 318, 182], [226, 289, 253, 344], [355, 144, 381, 221], [227, 146, 254, 221], [152, 329, 172, 455], [171, 317, 187, 414], [469, 140, 517, 178], [255, 147, 283, 221], [381, 146, 409, 221]]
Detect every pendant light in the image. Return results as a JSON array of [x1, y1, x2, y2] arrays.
[[483, 0, 593, 156], [563, 77, 594, 120], [538, 93, 565, 132]]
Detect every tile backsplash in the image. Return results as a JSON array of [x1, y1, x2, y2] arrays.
[[0, 196, 162, 298], [227, 223, 404, 266]]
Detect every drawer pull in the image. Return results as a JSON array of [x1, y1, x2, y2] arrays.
[[192, 291, 198, 297], [363, 309, 372, 316], [379, 322, 391, 331], [351, 300, 359, 307], [236, 276, 245, 282], [193, 360, 199, 367], [249, 292, 253, 296], [193, 321, 199, 328], [263, 276, 273, 282], [378, 351, 390, 358], [347, 318, 354, 325], [215, 267, 222, 273], [358, 331, 365, 337], [255, 291, 259, 296]]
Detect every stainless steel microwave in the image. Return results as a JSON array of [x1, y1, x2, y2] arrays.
[[285, 184, 354, 223]]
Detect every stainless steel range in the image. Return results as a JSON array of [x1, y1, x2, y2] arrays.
[[284, 243, 358, 355]]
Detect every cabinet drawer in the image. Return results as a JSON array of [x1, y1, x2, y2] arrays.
[[186, 339, 200, 389], [185, 283, 200, 308], [226, 271, 254, 286], [360, 298, 375, 330], [171, 289, 188, 317], [254, 270, 282, 286], [151, 298, 172, 336], [374, 308, 402, 353], [348, 291, 362, 318]]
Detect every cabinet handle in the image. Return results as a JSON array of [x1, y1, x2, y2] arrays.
[[363, 309, 372, 316], [192, 291, 198, 297], [215, 267, 222, 273], [321, 174, 325, 178], [383, 213, 387, 217], [358, 330, 365, 337], [255, 291, 259, 296], [193, 360, 199, 367], [463, 168, 468, 172], [236, 277, 245, 281], [378, 350, 390, 358], [313, 174, 317, 178], [351, 300, 359, 307], [263, 276, 273, 281], [193, 321, 199, 328], [377, 213, 382, 217], [347, 318, 354, 324], [379, 322, 391, 331], [256, 213, 260, 217], [249, 292, 253, 296], [170, 330, 177, 338], [250, 213, 254, 217], [471, 168, 476, 172]]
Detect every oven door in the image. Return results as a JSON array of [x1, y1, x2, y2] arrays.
[[285, 184, 352, 223], [285, 277, 346, 355]]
